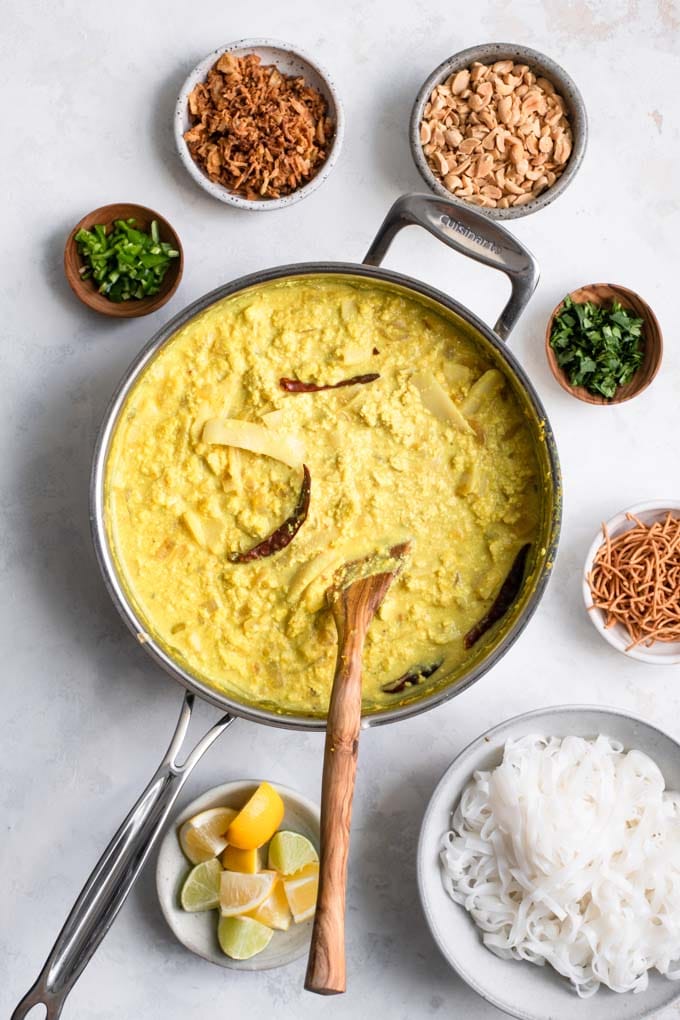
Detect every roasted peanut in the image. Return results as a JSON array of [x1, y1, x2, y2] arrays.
[[419, 59, 573, 209]]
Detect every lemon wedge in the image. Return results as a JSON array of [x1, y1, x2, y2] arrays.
[[218, 916, 274, 960], [283, 862, 319, 923], [247, 878, 292, 931], [223, 844, 263, 873], [220, 869, 277, 917], [180, 858, 222, 912], [268, 831, 318, 875], [226, 782, 284, 850], [222, 845, 262, 874], [178, 806, 237, 864]]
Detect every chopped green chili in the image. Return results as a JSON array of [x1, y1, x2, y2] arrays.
[[75, 218, 179, 302]]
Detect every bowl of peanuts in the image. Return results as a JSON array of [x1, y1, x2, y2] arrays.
[[409, 43, 587, 219]]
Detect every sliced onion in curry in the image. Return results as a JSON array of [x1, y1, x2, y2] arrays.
[[411, 369, 471, 433], [202, 417, 304, 469], [381, 660, 442, 695], [463, 543, 531, 649], [228, 464, 311, 564], [279, 372, 380, 393]]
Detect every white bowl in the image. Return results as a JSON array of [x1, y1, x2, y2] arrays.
[[156, 780, 320, 970], [417, 705, 680, 1020], [174, 39, 344, 210], [582, 499, 680, 665]]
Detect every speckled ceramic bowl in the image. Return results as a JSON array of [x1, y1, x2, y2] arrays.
[[174, 39, 344, 210], [409, 43, 588, 220], [418, 705, 680, 1019], [156, 780, 320, 970]]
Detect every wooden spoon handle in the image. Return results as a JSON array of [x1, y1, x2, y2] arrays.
[[305, 553, 406, 996], [305, 597, 365, 995]]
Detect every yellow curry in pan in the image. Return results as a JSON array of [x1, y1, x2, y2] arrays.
[[105, 277, 543, 716]]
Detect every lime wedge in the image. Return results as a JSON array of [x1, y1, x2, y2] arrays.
[[218, 915, 274, 960], [180, 858, 222, 912], [268, 830, 319, 876]]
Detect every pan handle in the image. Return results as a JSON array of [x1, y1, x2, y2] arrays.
[[11, 692, 234, 1020], [363, 192, 539, 341]]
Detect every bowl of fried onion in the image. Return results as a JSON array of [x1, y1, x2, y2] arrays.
[[583, 499, 680, 664]]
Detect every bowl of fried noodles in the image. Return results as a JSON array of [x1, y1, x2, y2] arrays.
[[583, 499, 680, 664]]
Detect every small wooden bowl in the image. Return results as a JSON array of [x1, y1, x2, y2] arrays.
[[545, 283, 662, 405], [64, 203, 183, 318]]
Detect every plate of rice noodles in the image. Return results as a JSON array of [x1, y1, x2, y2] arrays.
[[417, 705, 680, 1020]]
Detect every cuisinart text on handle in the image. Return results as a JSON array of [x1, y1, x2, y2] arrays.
[[440, 214, 500, 255]]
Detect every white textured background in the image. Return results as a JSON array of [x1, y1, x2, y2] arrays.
[[2, 1, 679, 1018]]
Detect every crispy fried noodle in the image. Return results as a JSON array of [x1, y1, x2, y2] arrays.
[[588, 512, 680, 650], [440, 735, 680, 997]]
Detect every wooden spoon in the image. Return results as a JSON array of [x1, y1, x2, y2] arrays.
[[305, 541, 410, 995]]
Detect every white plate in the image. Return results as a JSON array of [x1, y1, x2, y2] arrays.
[[417, 705, 680, 1020], [582, 499, 680, 664], [174, 38, 344, 210], [156, 780, 320, 970]]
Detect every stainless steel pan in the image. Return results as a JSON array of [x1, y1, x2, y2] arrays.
[[13, 193, 560, 1018]]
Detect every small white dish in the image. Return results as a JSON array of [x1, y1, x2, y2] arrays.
[[174, 39, 344, 210], [156, 780, 320, 970], [417, 705, 680, 1020], [582, 499, 680, 665]]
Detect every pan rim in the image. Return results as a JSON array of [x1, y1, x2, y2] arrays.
[[90, 261, 561, 731]]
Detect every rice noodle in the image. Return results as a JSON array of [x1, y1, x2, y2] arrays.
[[440, 735, 680, 997]]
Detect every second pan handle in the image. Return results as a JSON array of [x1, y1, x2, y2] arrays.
[[363, 192, 539, 341], [11, 693, 234, 1020]]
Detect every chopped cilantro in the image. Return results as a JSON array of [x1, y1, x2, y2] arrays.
[[549, 296, 644, 399]]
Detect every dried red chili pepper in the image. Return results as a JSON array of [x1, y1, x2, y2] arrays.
[[381, 660, 442, 695], [279, 373, 380, 393], [228, 465, 311, 564], [463, 543, 531, 649]]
